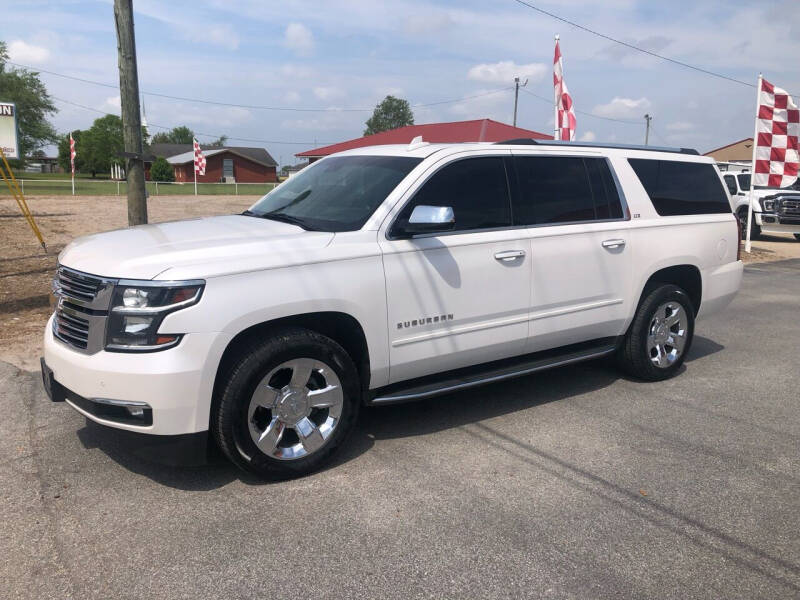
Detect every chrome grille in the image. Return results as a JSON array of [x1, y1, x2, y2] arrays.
[[53, 306, 90, 350], [56, 267, 105, 304], [52, 266, 116, 354], [780, 199, 800, 215]]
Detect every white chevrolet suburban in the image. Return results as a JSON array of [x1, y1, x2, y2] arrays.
[[722, 170, 800, 240], [42, 139, 743, 478]]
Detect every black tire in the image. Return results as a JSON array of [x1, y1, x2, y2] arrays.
[[738, 207, 760, 240], [794, 234, 800, 242], [616, 284, 695, 381], [212, 327, 360, 479]]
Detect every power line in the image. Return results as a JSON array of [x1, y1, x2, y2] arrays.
[[52, 96, 335, 145], [520, 88, 641, 125], [9, 60, 513, 112], [509, 0, 755, 88]]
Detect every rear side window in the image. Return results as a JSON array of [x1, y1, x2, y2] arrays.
[[628, 159, 731, 216], [395, 157, 511, 233], [512, 156, 624, 225]]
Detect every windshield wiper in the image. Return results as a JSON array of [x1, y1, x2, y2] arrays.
[[259, 212, 316, 230]]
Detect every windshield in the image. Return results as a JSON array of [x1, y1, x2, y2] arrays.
[[246, 155, 422, 232], [737, 174, 750, 190]]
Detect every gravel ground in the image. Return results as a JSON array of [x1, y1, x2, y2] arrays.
[[1, 259, 799, 599]]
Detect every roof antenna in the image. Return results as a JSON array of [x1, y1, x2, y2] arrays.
[[407, 135, 427, 150]]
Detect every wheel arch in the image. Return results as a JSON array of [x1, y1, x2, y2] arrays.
[[212, 311, 371, 413], [637, 264, 702, 316]]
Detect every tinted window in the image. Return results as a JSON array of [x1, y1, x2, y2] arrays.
[[628, 159, 731, 216], [723, 174, 737, 195], [737, 173, 750, 191], [248, 155, 421, 232], [513, 156, 623, 225], [395, 157, 511, 233]]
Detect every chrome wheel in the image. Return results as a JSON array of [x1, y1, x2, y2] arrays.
[[247, 358, 344, 460], [647, 301, 688, 368]]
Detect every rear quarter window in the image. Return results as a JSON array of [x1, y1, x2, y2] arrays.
[[628, 159, 731, 216]]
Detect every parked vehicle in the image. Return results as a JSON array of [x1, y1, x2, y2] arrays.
[[42, 139, 743, 478], [722, 170, 800, 240]]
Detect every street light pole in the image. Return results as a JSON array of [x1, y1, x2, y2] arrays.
[[513, 77, 527, 127], [644, 113, 652, 146]]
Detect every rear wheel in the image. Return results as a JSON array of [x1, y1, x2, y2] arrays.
[[617, 284, 695, 381], [212, 327, 360, 479], [738, 207, 760, 240]]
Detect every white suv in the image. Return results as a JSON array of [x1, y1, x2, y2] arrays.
[[42, 140, 743, 478]]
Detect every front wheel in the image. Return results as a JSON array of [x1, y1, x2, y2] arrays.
[[616, 284, 695, 381], [738, 207, 761, 240], [212, 327, 361, 479]]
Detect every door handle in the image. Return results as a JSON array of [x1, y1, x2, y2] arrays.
[[494, 250, 526, 261], [601, 239, 626, 249]]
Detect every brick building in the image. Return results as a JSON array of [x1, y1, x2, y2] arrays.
[[145, 143, 278, 183]]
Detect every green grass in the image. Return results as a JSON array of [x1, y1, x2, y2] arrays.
[[12, 172, 111, 180], [1, 179, 276, 197]]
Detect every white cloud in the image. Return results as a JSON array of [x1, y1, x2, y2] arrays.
[[467, 61, 547, 84], [104, 95, 121, 109], [203, 24, 240, 51], [592, 97, 651, 119], [313, 86, 344, 101], [281, 63, 315, 79], [284, 23, 314, 57], [666, 121, 693, 131], [7, 40, 50, 64], [284, 91, 301, 103], [579, 131, 596, 142]]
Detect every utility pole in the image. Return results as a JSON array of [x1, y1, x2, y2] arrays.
[[512, 77, 528, 127], [114, 0, 147, 225], [644, 113, 652, 146]]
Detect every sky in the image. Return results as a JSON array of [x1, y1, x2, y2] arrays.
[[2, 0, 799, 164]]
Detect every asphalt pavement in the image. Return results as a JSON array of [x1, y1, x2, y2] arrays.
[[2, 259, 799, 599]]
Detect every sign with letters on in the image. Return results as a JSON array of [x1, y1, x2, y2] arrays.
[[0, 102, 20, 159]]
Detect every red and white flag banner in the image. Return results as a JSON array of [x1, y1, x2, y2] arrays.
[[69, 133, 76, 176], [753, 77, 799, 188], [553, 36, 576, 141], [193, 138, 206, 176]]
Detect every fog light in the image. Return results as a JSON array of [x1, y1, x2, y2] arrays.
[[126, 405, 145, 418], [123, 316, 153, 334]]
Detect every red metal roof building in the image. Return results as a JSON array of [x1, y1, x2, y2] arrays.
[[296, 119, 552, 162]]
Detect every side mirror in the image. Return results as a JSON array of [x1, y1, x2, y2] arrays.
[[402, 205, 455, 235]]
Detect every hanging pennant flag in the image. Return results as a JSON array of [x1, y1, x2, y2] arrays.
[[553, 34, 576, 141], [69, 133, 76, 176], [752, 77, 799, 188], [193, 137, 206, 176]]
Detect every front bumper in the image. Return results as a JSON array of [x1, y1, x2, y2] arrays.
[[43, 314, 232, 435], [755, 212, 800, 233]]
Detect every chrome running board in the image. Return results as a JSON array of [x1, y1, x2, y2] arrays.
[[370, 339, 617, 405]]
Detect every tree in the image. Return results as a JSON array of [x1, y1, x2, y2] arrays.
[[150, 125, 195, 145], [364, 95, 414, 136], [149, 156, 174, 182], [206, 134, 228, 147], [80, 114, 124, 177], [0, 41, 58, 165]]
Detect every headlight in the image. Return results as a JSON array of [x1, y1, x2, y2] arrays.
[[105, 280, 204, 352], [760, 198, 776, 212]]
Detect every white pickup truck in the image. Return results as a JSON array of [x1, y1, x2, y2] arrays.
[[42, 140, 743, 478], [722, 170, 800, 240]]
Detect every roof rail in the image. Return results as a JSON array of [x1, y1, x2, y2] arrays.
[[494, 138, 699, 156]]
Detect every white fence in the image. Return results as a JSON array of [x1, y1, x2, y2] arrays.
[[4, 179, 277, 197]]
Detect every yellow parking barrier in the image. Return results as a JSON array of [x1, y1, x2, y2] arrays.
[[0, 147, 46, 251]]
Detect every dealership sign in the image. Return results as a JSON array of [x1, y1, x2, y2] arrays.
[[0, 102, 20, 159]]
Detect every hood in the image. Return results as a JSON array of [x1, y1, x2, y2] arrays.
[[59, 215, 334, 280]]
